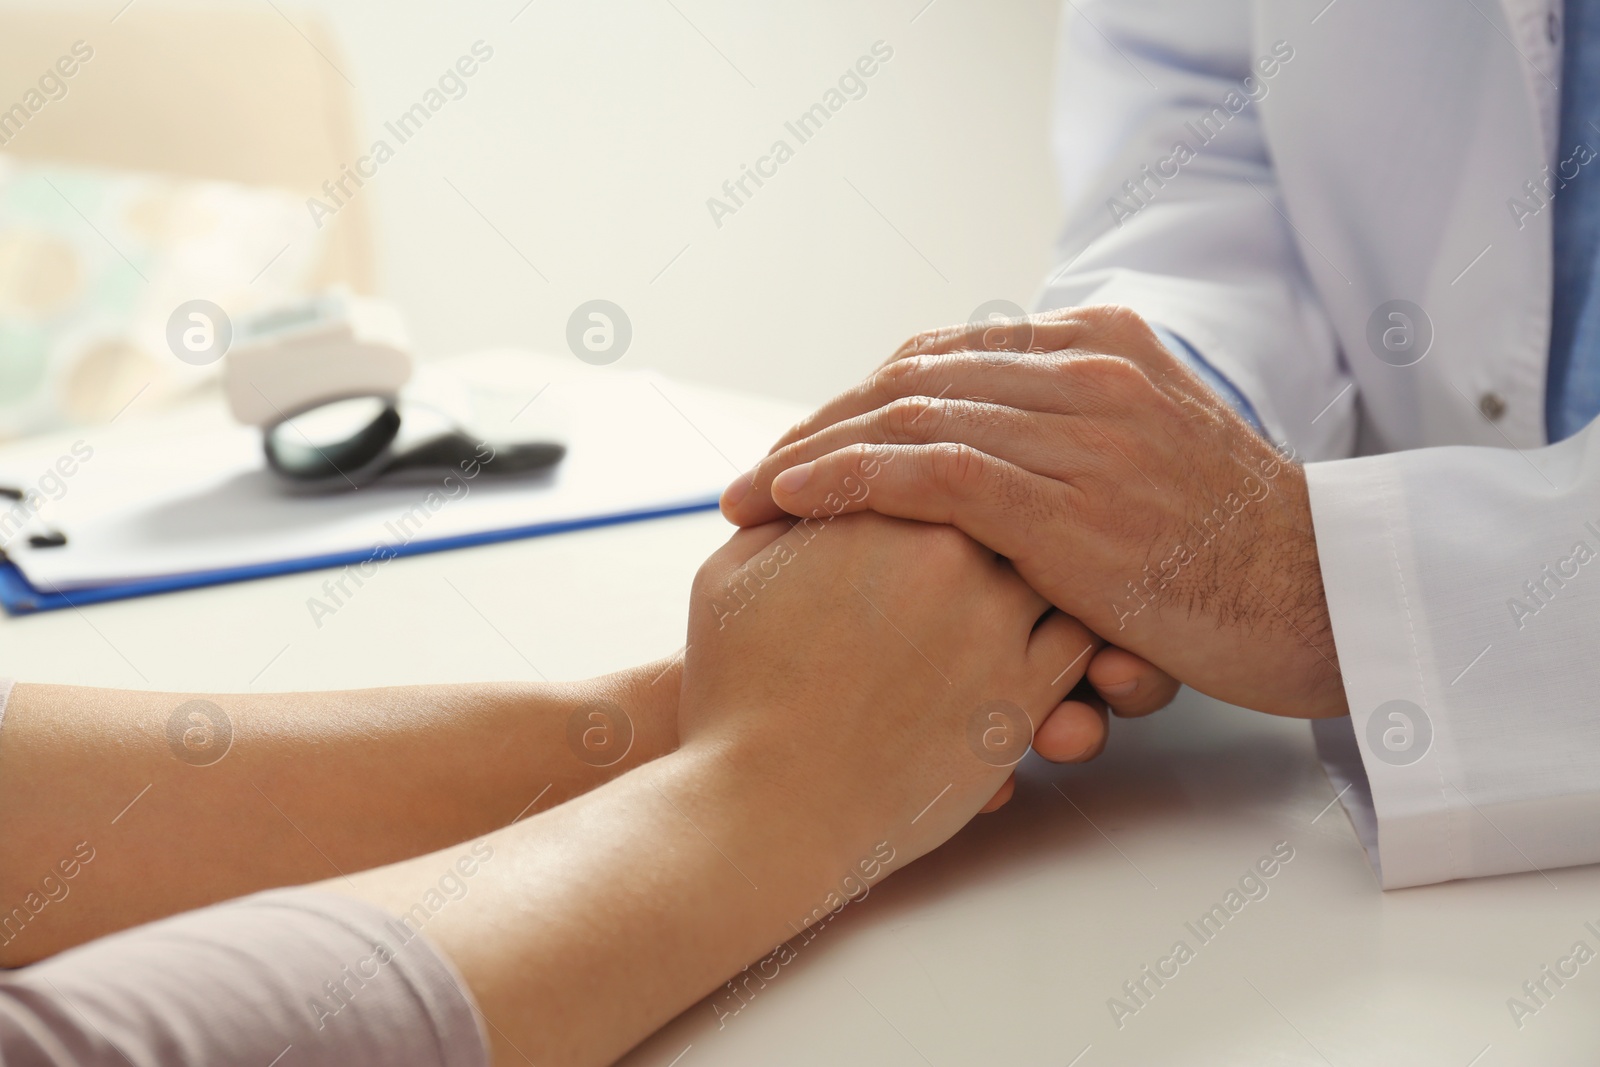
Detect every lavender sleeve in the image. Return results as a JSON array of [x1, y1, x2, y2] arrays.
[[0, 888, 489, 1067]]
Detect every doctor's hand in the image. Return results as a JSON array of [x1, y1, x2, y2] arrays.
[[720, 305, 1347, 721]]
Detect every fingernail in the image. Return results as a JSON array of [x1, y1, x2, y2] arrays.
[[722, 471, 753, 509], [1063, 740, 1100, 762], [1099, 679, 1137, 698], [773, 462, 813, 496]]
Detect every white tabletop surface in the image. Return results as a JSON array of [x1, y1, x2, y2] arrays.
[[3, 392, 1596, 1067]]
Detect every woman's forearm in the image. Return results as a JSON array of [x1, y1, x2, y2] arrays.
[[0, 657, 680, 966], [329, 741, 863, 1067]]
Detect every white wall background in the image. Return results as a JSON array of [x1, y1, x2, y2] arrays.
[[286, 0, 1065, 408], [8, 0, 1067, 408]]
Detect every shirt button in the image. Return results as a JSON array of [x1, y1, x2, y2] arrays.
[[1479, 391, 1508, 421], [1548, 9, 1561, 44]]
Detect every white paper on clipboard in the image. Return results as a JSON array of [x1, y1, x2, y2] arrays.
[[0, 351, 798, 594]]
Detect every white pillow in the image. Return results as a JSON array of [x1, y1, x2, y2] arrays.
[[0, 155, 327, 438]]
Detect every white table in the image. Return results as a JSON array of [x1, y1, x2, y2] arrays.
[[3, 403, 1595, 1067]]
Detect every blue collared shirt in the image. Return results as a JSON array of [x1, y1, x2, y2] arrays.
[[1547, 0, 1600, 442]]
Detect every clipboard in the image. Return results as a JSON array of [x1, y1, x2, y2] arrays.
[[0, 500, 723, 614], [0, 352, 798, 615]]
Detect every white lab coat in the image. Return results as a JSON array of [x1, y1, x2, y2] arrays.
[[1037, 0, 1599, 888]]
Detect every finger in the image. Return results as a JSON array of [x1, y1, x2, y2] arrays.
[[979, 773, 1016, 814], [991, 556, 1054, 629], [1026, 609, 1102, 701], [752, 444, 1075, 588], [885, 305, 1165, 367], [884, 320, 998, 365], [1032, 696, 1111, 763], [752, 351, 1082, 464], [726, 400, 1083, 527], [1087, 645, 1181, 718]]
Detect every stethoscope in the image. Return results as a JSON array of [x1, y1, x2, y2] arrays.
[[2, 395, 565, 556], [263, 395, 564, 491]]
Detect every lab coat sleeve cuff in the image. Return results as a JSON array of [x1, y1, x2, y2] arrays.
[[1305, 452, 1465, 889], [1310, 717, 1382, 883]]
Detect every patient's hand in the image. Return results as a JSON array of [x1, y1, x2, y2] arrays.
[[677, 513, 1099, 872], [1026, 644, 1178, 771]]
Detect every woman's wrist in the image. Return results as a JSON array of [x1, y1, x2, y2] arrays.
[[558, 653, 682, 773], [349, 726, 873, 1066], [657, 732, 882, 911]]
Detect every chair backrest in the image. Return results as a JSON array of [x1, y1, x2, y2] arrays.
[[0, 4, 373, 291]]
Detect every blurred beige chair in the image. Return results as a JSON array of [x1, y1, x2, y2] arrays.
[[0, 3, 374, 291]]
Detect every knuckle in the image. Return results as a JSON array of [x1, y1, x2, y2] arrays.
[[1083, 303, 1156, 343], [925, 442, 989, 496], [777, 417, 811, 445], [882, 396, 943, 443], [893, 328, 942, 361], [760, 444, 805, 483], [691, 557, 722, 597], [1030, 306, 1077, 327], [1025, 305, 1158, 358], [1064, 354, 1152, 405], [876, 354, 929, 398]]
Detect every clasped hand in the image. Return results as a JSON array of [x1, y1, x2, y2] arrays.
[[720, 304, 1347, 728]]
